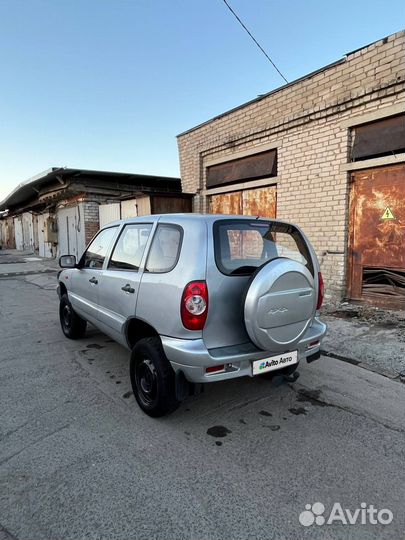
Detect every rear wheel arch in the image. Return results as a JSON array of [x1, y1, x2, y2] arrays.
[[124, 317, 159, 349]]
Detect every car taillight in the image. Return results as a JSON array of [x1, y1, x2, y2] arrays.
[[317, 272, 324, 310], [181, 281, 208, 330], [206, 365, 225, 374]]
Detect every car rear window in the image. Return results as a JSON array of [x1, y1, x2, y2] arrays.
[[213, 219, 314, 276], [145, 224, 182, 273]]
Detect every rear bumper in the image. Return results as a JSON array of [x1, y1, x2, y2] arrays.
[[161, 317, 327, 383]]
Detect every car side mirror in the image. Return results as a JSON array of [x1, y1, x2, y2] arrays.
[[59, 254, 77, 268]]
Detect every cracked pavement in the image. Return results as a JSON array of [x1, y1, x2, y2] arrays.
[[0, 271, 404, 540]]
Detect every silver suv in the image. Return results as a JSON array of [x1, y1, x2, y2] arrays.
[[58, 214, 326, 416]]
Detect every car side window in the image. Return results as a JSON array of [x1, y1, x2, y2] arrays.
[[108, 223, 152, 271], [83, 227, 118, 269], [146, 224, 182, 273]]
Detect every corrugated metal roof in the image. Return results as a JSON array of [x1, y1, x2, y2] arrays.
[[0, 167, 181, 211]]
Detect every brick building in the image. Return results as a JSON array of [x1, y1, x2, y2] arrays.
[[177, 31, 405, 308]]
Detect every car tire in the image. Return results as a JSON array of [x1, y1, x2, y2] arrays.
[[59, 294, 87, 339], [130, 337, 179, 417], [243, 258, 315, 352]]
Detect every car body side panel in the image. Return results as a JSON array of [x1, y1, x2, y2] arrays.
[[69, 268, 101, 320], [136, 216, 208, 339], [61, 225, 122, 322], [97, 222, 156, 339]]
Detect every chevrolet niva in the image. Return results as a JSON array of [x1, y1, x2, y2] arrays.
[[58, 214, 326, 417]]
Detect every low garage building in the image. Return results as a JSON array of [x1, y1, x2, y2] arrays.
[[177, 31, 405, 308], [0, 167, 190, 259]]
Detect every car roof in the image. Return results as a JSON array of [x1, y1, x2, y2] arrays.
[[106, 213, 294, 227]]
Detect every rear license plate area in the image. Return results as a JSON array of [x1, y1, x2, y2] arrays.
[[252, 350, 298, 375]]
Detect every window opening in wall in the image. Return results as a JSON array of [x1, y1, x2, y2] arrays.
[[351, 114, 405, 161], [207, 149, 277, 188]]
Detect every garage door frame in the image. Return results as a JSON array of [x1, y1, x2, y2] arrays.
[[347, 164, 405, 309]]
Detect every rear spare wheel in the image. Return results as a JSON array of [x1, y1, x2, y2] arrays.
[[244, 258, 316, 352]]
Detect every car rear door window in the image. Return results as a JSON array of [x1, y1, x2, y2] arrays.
[[108, 224, 152, 271], [146, 224, 182, 273], [82, 227, 118, 269], [214, 220, 313, 276]]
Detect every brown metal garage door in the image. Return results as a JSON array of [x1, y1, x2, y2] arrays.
[[348, 164, 405, 308], [209, 185, 277, 218]]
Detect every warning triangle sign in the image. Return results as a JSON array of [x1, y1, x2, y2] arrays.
[[381, 207, 395, 220]]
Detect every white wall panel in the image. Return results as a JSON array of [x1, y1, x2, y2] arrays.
[[99, 203, 121, 227], [120, 199, 138, 219]]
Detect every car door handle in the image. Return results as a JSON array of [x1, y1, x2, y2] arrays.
[[89, 277, 98, 284], [121, 283, 135, 294]]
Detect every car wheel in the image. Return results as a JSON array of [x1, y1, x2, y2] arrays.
[[130, 337, 179, 417], [59, 294, 87, 339], [244, 258, 315, 353]]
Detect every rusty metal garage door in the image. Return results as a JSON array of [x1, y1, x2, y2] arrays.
[[209, 186, 277, 218], [348, 164, 405, 308]]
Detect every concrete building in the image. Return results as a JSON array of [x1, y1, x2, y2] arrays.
[[177, 31, 405, 309], [0, 167, 190, 258]]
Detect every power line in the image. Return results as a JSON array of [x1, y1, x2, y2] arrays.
[[220, 0, 289, 84]]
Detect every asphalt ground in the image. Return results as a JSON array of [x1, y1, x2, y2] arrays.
[[0, 272, 404, 540]]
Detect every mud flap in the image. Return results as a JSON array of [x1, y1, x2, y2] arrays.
[[175, 370, 189, 401], [306, 350, 321, 363], [175, 371, 204, 401]]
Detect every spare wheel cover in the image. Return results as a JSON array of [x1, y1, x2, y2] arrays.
[[244, 258, 316, 352]]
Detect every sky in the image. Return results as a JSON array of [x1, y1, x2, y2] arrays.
[[0, 0, 404, 201]]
